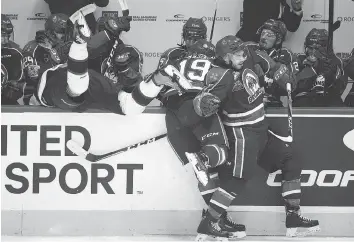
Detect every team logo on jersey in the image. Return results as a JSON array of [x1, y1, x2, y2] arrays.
[[115, 52, 130, 63], [242, 68, 262, 103]]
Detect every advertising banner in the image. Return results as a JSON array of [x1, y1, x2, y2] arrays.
[[2, 108, 354, 212], [2, 0, 353, 74]]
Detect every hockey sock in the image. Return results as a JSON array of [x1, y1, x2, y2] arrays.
[[202, 144, 227, 168], [67, 42, 89, 97], [282, 179, 301, 212], [198, 172, 220, 205], [207, 187, 236, 220], [119, 78, 163, 115]]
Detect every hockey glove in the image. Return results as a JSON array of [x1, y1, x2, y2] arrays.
[[2, 80, 25, 102], [35, 30, 59, 49], [104, 16, 132, 38], [273, 64, 296, 91], [311, 75, 325, 94], [149, 71, 184, 95], [193, 91, 221, 117]]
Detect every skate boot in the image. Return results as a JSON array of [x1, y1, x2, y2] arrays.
[[219, 212, 246, 239], [286, 210, 320, 237], [73, 11, 91, 44], [185, 151, 210, 186], [196, 212, 230, 242]]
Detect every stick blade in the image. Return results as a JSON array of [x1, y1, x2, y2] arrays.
[[69, 4, 97, 23], [66, 140, 89, 158]]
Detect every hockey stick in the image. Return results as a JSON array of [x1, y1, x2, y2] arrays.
[[66, 133, 167, 162], [103, 0, 129, 76], [209, 0, 218, 42], [69, 4, 97, 24], [286, 83, 293, 141]]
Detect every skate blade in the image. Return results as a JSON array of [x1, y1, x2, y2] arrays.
[[229, 231, 246, 239], [196, 233, 228, 242], [286, 225, 321, 237]]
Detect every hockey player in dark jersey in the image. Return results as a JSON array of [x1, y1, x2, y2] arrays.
[[155, 18, 248, 240], [1, 14, 25, 105], [92, 15, 144, 93], [28, 11, 162, 114], [210, 35, 319, 238], [294, 28, 345, 107], [256, 19, 300, 107], [22, 13, 74, 104], [152, 38, 248, 240], [170, 35, 320, 239]]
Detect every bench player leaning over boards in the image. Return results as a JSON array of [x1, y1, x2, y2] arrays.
[[255, 19, 300, 107], [26, 12, 167, 114], [1, 14, 25, 105], [294, 28, 346, 107]]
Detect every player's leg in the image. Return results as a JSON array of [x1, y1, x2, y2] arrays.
[[196, 125, 267, 239], [259, 130, 320, 237], [165, 109, 200, 165], [66, 12, 91, 98]]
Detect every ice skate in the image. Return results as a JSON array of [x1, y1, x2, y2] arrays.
[[286, 211, 320, 237], [196, 212, 230, 242], [219, 212, 246, 239], [73, 11, 91, 44], [185, 152, 210, 186]]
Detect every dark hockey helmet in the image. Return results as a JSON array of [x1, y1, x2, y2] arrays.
[[257, 19, 287, 44], [305, 28, 328, 49], [215, 35, 245, 59], [1, 14, 14, 45], [187, 39, 216, 59], [44, 13, 73, 42], [182, 17, 207, 42]]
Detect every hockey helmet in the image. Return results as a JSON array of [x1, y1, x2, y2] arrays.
[[257, 19, 287, 44], [1, 14, 14, 44], [187, 39, 216, 59], [305, 28, 328, 49], [44, 13, 73, 42], [215, 35, 245, 58], [182, 18, 207, 41]]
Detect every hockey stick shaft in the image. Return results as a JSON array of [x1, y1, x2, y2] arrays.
[[327, 0, 334, 53], [286, 83, 293, 140], [67, 133, 167, 162], [209, 0, 218, 42]]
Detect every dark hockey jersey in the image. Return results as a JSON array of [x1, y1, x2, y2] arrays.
[[1, 42, 23, 83], [220, 47, 271, 127], [296, 53, 345, 100], [100, 44, 144, 93]]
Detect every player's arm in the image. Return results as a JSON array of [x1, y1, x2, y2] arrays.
[[114, 45, 144, 93], [253, 49, 296, 90], [281, 1, 303, 32], [193, 68, 233, 117], [88, 16, 131, 59]]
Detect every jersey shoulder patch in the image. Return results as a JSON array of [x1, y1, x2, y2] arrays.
[[125, 45, 144, 63], [23, 40, 38, 55], [161, 47, 185, 60], [206, 67, 230, 85]]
